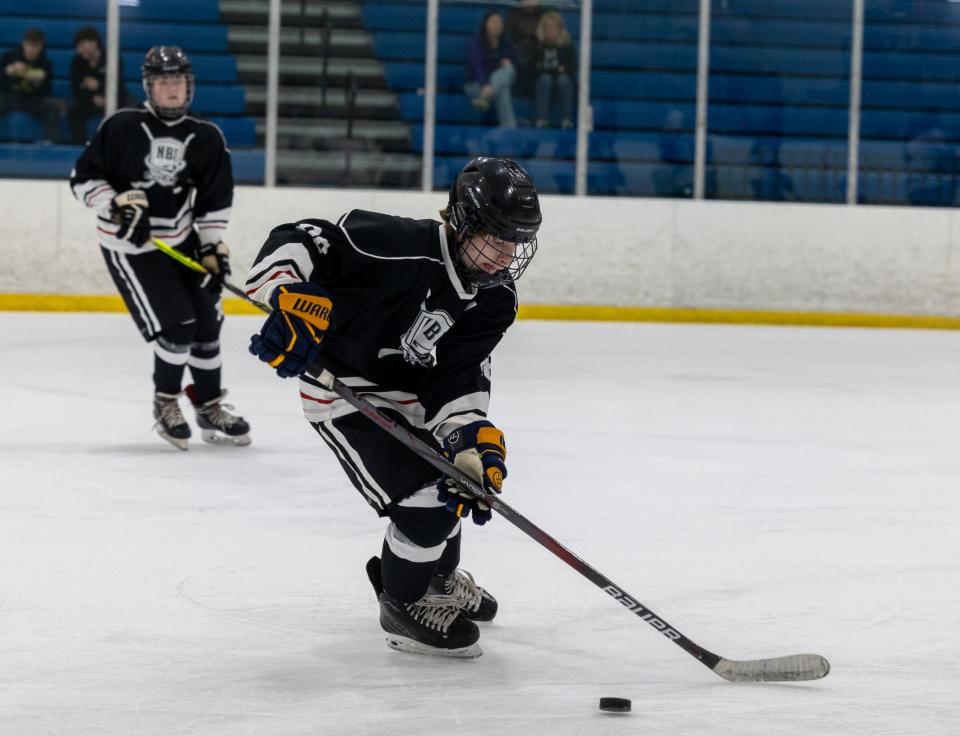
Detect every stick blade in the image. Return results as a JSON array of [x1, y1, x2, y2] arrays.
[[713, 653, 830, 682]]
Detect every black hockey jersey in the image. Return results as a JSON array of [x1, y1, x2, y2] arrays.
[[245, 210, 519, 440], [70, 105, 233, 254]]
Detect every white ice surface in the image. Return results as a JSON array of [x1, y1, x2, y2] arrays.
[[1, 313, 959, 736]]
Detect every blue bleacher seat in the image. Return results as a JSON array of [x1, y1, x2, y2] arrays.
[[1, 2, 254, 161], [44, 50, 237, 85], [0, 0, 220, 22], [0, 112, 45, 143], [211, 117, 256, 148], [411, 124, 577, 159], [230, 150, 266, 184], [0, 144, 264, 184], [0, 19, 228, 54], [392, 63, 960, 117], [0, 112, 255, 148], [48, 81, 245, 115], [376, 30, 960, 83], [367, 4, 960, 52], [364, 0, 960, 204]]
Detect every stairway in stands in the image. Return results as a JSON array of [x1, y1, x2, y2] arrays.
[[220, 0, 420, 187]]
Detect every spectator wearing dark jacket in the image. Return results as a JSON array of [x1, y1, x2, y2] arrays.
[[532, 11, 576, 129], [464, 11, 519, 128], [506, 0, 543, 98], [68, 26, 127, 144], [1, 28, 60, 142]]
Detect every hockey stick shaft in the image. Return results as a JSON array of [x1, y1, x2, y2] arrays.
[[311, 366, 720, 666], [308, 368, 828, 682], [152, 238, 269, 310], [153, 243, 829, 682]]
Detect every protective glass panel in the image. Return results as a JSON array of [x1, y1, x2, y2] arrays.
[[411, 1, 581, 195], [263, 0, 419, 187], [588, 0, 698, 198], [707, 0, 852, 203], [859, 2, 960, 206], [0, 0, 263, 184]]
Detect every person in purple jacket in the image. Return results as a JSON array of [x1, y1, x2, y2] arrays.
[[463, 10, 519, 128]]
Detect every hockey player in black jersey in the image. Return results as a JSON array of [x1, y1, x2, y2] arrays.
[[246, 157, 541, 658], [70, 46, 250, 450]]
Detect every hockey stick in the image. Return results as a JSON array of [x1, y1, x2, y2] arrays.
[[152, 238, 269, 310], [154, 244, 831, 683], [307, 369, 830, 683]]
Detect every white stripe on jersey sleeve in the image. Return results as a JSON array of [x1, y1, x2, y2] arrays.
[[196, 206, 232, 245], [426, 391, 491, 440], [71, 176, 116, 214], [148, 198, 191, 228], [244, 241, 317, 304]]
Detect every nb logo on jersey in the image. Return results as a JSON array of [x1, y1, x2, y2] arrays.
[[142, 134, 193, 187], [399, 297, 454, 368]]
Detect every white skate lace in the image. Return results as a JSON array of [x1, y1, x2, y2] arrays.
[[199, 399, 240, 429], [406, 593, 462, 633], [442, 570, 483, 613], [154, 395, 186, 430]]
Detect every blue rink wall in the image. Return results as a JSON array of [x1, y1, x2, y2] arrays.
[[1, 180, 958, 329]]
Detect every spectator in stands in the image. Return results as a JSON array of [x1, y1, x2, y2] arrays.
[[0, 28, 60, 143], [68, 26, 128, 144], [506, 0, 543, 99], [531, 11, 575, 129], [464, 10, 519, 129]]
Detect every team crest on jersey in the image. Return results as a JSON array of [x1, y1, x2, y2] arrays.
[[398, 295, 454, 368], [143, 137, 189, 186]]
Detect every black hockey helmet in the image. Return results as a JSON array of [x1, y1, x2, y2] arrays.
[[142, 45, 194, 119], [446, 156, 541, 288]]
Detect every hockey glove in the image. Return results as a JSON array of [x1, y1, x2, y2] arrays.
[[198, 241, 231, 291], [249, 282, 333, 378], [110, 189, 150, 246], [437, 420, 507, 526]]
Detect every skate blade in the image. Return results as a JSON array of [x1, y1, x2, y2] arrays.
[[200, 429, 251, 446], [156, 428, 189, 451], [385, 634, 482, 660]]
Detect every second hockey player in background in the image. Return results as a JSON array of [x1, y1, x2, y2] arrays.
[[70, 45, 250, 450]]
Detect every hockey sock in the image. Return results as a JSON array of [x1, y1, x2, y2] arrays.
[[153, 336, 189, 395], [434, 526, 462, 577], [381, 505, 459, 603], [187, 338, 223, 402]]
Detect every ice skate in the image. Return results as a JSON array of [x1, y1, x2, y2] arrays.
[[366, 557, 482, 659], [429, 568, 498, 622], [368, 555, 498, 623], [185, 385, 251, 446], [378, 590, 482, 659], [153, 391, 191, 451]]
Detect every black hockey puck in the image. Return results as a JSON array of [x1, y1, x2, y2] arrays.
[[599, 697, 631, 713]]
